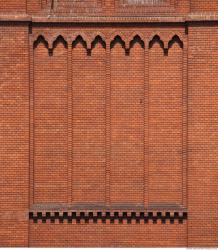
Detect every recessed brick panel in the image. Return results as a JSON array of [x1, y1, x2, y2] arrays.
[[72, 41, 106, 203], [148, 40, 183, 205], [34, 39, 68, 203], [110, 41, 145, 204]]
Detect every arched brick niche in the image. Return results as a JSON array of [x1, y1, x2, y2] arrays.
[[148, 35, 184, 206], [29, 30, 187, 212], [33, 35, 69, 203]]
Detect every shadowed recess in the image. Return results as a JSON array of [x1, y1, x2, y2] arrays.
[[52, 35, 68, 50], [72, 35, 88, 50], [48, 35, 68, 56], [91, 35, 106, 50], [129, 35, 145, 50], [29, 211, 188, 224], [149, 35, 165, 52], [168, 35, 183, 50], [110, 35, 126, 50], [33, 35, 49, 50]]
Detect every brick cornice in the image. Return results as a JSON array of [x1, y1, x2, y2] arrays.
[[0, 14, 31, 22], [1, 13, 218, 23]]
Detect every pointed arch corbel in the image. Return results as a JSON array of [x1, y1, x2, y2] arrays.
[[129, 35, 145, 54], [46, 35, 68, 56], [88, 35, 106, 56], [110, 35, 127, 54], [74, 32, 91, 50], [91, 35, 106, 50], [129, 31, 145, 46], [168, 35, 184, 50], [89, 32, 107, 46], [33, 35, 49, 50], [109, 31, 128, 43], [52, 35, 68, 49], [72, 35, 88, 50], [110, 31, 129, 52], [149, 35, 166, 54]]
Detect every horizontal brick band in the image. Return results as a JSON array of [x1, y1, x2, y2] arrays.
[[29, 211, 187, 224]]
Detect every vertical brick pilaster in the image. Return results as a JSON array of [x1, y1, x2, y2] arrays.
[[182, 37, 188, 208], [144, 43, 149, 208], [29, 36, 34, 206], [67, 42, 73, 203], [105, 43, 111, 206]]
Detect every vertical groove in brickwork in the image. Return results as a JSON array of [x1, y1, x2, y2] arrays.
[[105, 44, 111, 205], [71, 41, 78, 204], [182, 37, 188, 208], [67, 42, 73, 203], [29, 36, 34, 205], [144, 44, 149, 207]]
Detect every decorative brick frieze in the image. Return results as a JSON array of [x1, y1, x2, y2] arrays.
[[31, 30, 186, 53], [29, 211, 187, 224]]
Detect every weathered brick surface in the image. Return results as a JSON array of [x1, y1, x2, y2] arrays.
[[34, 38, 69, 204], [110, 41, 145, 204], [29, 222, 187, 247], [0, 0, 217, 247], [191, 1, 218, 12], [0, 0, 26, 12], [188, 25, 218, 247], [72, 41, 106, 203], [148, 40, 183, 205], [0, 24, 29, 246]]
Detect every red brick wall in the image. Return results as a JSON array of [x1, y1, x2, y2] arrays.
[[191, 1, 218, 12], [110, 39, 144, 204], [26, 27, 189, 247], [33, 38, 69, 203], [72, 39, 106, 203], [0, 0, 26, 12], [27, 0, 41, 14], [0, 0, 218, 248], [188, 25, 218, 247], [148, 38, 183, 205], [0, 24, 29, 246], [29, 222, 187, 247], [1, 0, 218, 14]]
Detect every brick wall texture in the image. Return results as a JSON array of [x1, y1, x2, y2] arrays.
[[0, 0, 217, 247]]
